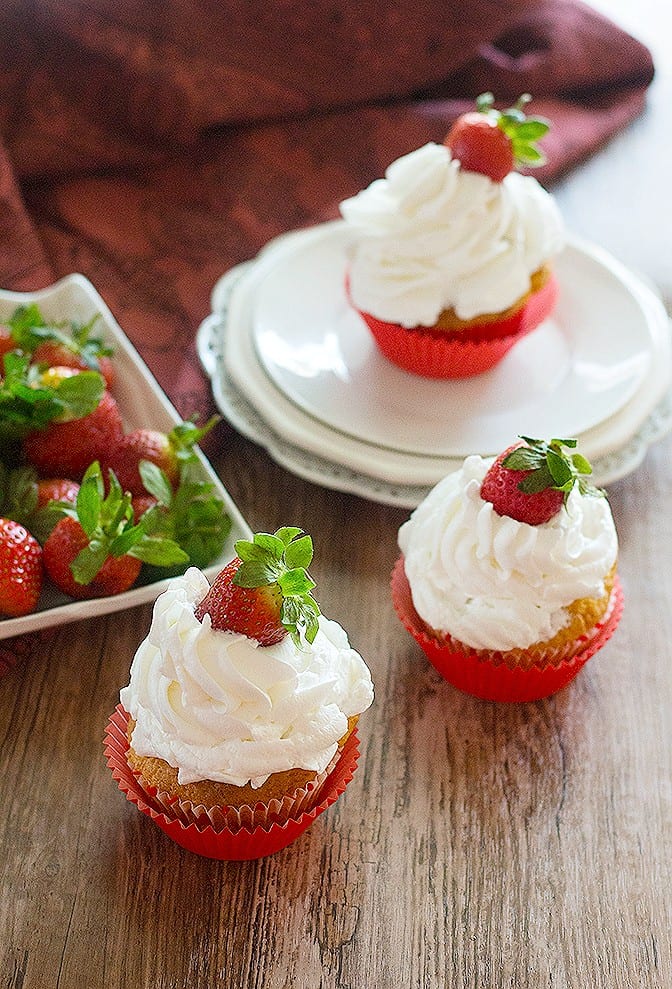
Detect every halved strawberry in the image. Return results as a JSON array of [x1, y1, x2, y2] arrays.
[[0, 518, 43, 616], [194, 527, 320, 646], [480, 437, 600, 525], [444, 92, 549, 182]]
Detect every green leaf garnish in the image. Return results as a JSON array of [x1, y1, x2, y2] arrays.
[[503, 436, 604, 507], [475, 91, 550, 170], [233, 527, 320, 646]]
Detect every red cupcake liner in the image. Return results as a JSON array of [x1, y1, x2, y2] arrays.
[[351, 274, 558, 379], [104, 705, 360, 860], [391, 556, 623, 703]]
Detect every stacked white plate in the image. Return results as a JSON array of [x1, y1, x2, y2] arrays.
[[198, 221, 672, 508]]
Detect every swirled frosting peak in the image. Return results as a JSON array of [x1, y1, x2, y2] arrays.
[[340, 142, 565, 326], [120, 567, 374, 787], [398, 456, 617, 651]]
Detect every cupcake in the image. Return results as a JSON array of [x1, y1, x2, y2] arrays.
[[340, 94, 564, 378], [392, 438, 622, 702], [107, 527, 374, 859]]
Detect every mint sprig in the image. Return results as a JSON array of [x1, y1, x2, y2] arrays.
[[503, 436, 603, 502], [233, 527, 321, 646], [476, 92, 550, 169]]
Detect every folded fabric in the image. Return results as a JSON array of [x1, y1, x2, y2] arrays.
[[0, 0, 653, 179]]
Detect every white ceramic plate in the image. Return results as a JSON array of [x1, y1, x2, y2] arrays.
[[201, 224, 671, 500], [0, 274, 251, 641], [250, 223, 654, 457]]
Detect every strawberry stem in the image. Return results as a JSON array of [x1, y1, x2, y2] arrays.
[[233, 527, 321, 645]]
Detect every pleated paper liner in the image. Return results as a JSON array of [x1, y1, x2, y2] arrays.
[[104, 705, 360, 860], [349, 274, 558, 379], [391, 556, 623, 703]]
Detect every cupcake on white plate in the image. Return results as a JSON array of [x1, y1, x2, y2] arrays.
[[340, 93, 564, 378]]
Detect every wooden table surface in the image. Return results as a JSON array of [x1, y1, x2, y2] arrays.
[[3, 5, 671, 988]]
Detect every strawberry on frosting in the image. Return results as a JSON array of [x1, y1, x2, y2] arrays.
[[398, 440, 617, 653], [340, 93, 564, 329]]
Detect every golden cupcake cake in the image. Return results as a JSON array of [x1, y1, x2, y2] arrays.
[[340, 94, 564, 378], [108, 527, 374, 858], [392, 438, 623, 701]]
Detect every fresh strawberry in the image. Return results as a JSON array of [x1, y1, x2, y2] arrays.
[[42, 462, 188, 600], [6, 302, 115, 386], [481, 436, 600, 525], [104, 429, 177, 493], [0, 327, 16, 362], [44, 515, 143, 599], [36, 478, 80, 510], [23, 389, 124, 479], [0, 352, 105, 448], [0, 518, 43, 616], [444, 92, 549, 182], [102, 416, 218, 495], [194, 527, 320, 646], [31, 340, 115, 389]]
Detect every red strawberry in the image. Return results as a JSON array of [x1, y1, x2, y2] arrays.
[[0, 327, 16, 362], [32, 341, 115, 388], [105, 429, 178, 494], [103, 417, 218, 495], [131, 493, 158, 523], [444, 92, 549, 182], [36, 478, 80, 510], [23, 389, 124, 480], [481, 437, 599, 525], [194, 527, 320, 646], [42, 462, 187, 600], [0, 519, 43, 616], [44, 515, 142, 599]]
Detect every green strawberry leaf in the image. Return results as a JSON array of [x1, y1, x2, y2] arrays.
[[127, 535, 189, 567], [51, 371, 105, 421], [169, 415, 220, 465], [284, 534, 313, 571], [70, 538, 110, 585], [278, 567, 316, 597], [75, 469, 104, 538], [139, 459, 174, 505], [475, 92, 550, 171], [233, 527, 321, 645]]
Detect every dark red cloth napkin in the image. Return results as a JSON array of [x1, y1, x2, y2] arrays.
[[0, 0, 653, 416]]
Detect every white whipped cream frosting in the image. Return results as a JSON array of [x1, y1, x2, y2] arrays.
[[398, 455, 617, 651], [120, 567, 374, 787], [340, 142, 565, 326]]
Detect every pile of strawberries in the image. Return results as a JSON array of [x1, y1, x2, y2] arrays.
[[0, 303, 231, 617]]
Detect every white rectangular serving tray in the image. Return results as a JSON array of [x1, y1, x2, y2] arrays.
[[0, 273, 251, 640]]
